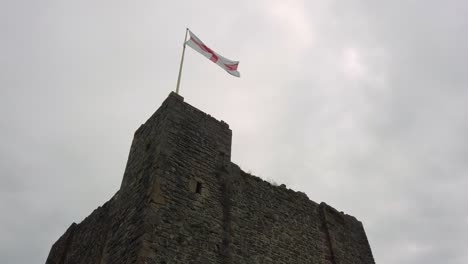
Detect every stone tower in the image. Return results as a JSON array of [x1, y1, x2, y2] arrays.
[[46, 92, 375, 264]]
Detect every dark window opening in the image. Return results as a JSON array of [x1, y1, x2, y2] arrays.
[[195, 182, 202, 194]]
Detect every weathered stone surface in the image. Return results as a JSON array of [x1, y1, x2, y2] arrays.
[[46, 92, 375, 264]]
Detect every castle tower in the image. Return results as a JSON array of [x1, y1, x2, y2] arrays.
[[46, 92, 375, 264]]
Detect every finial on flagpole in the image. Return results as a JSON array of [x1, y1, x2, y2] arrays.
[[175, 28, 189, 95]]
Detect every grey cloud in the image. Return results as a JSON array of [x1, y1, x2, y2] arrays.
[[1, 0, 467, 263]]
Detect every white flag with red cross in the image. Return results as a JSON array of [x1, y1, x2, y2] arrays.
[[185, 30, 240, 77]]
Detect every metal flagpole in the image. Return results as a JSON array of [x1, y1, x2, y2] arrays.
[[175, 28, 189, 94]]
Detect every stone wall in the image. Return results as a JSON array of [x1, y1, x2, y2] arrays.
[[46, 92, 375, 264], [226, 166, 333, 263], [320, 203, 375, 263]]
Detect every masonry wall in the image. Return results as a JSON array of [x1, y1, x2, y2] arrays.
[[138, 92, 232, 263], [46, 92, 375, 264], [320, 204, 375, 263], [47, 93, 192, 264], [225, 166, 333, 263]]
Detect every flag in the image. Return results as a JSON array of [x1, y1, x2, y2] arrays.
[[185, 30, 240, 77]]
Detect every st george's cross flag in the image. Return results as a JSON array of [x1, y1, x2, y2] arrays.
[[185, 30, 240, 77]]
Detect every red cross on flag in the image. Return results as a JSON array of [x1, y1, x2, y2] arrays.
[[185, 30, 240, 77]]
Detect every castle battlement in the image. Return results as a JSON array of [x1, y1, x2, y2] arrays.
[[46, 92, 375, 264]]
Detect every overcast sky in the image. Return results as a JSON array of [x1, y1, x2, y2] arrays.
[[1, 0, 468, 263]]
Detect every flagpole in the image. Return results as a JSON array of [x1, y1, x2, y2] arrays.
[[175, 28, 189, 95]]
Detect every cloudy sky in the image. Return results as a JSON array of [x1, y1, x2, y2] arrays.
[[1, 0, 468, 263]]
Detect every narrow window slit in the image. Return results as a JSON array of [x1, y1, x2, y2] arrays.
[[195, 182, 202, 194]]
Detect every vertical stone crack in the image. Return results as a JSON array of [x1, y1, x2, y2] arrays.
[[218, 165, 232, 264], [319, 204, 337, 264]]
